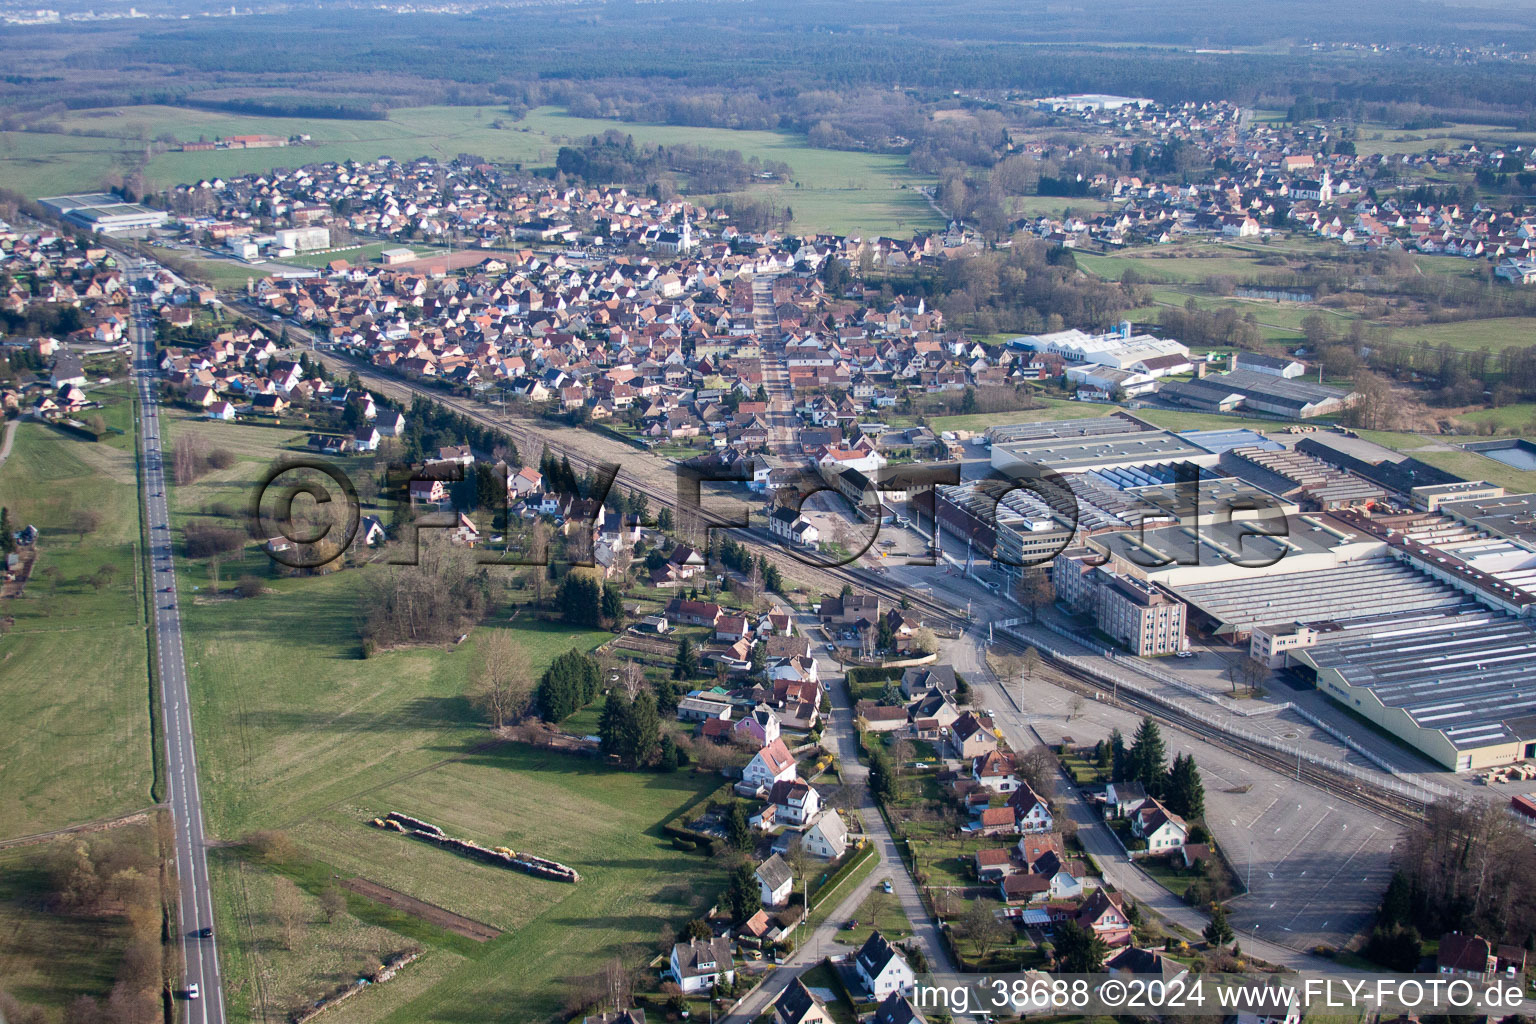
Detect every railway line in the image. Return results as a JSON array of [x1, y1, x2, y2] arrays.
[[311, 347, 969, 630]]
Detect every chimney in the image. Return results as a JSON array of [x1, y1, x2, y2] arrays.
[[1196, 359, 1207, 379]]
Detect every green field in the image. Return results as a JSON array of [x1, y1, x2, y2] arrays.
[[1350, 120, 1536, 159], [158, 412, 728, 1023], [1388, 317, 1536, 353], [1075, 248, 1290, 285], [5, 104, 941, 237], [0, 420, 155, 839]]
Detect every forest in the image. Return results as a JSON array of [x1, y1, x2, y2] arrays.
[[554, 131, 791, 193], [9, 0, 1536, 133]]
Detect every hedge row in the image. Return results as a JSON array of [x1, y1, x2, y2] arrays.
[[809, 841, 876, 906]]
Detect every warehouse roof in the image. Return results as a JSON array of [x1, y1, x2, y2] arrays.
[[1440, 493, 1536, 546], [1160, 369, 1350, 414], [1170, 555, 1467, 634], [985, 413, 1153, 444], [1091, 512, 1371, 584], [1303, 611, 1536, 751], [991, 429, 1214, 474]]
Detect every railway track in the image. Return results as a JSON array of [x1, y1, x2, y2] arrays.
[[310, 330, 1417, 824], [314, 348, 969, 630]]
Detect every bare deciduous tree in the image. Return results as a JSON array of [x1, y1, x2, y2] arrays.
[[468, 628, 534, 728], [271, 876, 307, 950]]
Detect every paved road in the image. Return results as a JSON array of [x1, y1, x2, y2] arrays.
[[725, 608, 957, 1022], [129, 279, 227, 1022]]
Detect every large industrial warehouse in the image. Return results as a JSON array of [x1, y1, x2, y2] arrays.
[[1296, 611, 1536, 771]]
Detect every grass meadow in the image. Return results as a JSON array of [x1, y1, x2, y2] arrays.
[[0, 418, 155, 839], [157, 412, 730, 1023]]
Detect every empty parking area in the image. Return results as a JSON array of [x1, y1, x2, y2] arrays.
[[1206, 777, 1398, 951]]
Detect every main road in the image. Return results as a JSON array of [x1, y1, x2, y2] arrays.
[[129, 272, 227, 1023]]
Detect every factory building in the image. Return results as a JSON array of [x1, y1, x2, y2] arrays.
[[39, 193, 168, 237], [1160, 369, 1355, 419]]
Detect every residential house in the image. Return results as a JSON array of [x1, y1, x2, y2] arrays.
[[800, 810, 849, 859], [947, 712, 997, 760], [967, 806, 1015, 836], [1437, 932, 1527, 981], [666, 598, 724, 627], [973, 847, 1016, 882], [756, 853, 794, 908], [1106, 946, 1186, 982], [1130, 797, 1188, 853], [668, 937, 735, 994], [766, 779, 820, 826], [854, 931, 916, 1000], [1232, 988, 1302, 1024], [873, 992, 928, 1024], [1074, 890, 1133, 948], [774, 979, 833, 1024], [900, 664, 957, 698], [1007, 784, 1054, 833], [972, 750, 1020, 793], [743, 738, 798, 788], [1104, 781, 1148, 819], [858, 703, 909, 733], [733, 704, 781, 746]]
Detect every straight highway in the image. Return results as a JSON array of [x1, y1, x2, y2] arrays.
[[129, 272, 227, 1024]]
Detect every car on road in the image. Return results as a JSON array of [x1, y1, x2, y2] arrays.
[[825, 644, 836, 652], [185, 984, 199, 1000], [195, 926, 212, 938], [1175, 650, 1194, 659], [881, 879, 893, 893]]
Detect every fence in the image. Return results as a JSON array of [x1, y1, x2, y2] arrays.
[[998, 618, 1450, 807]]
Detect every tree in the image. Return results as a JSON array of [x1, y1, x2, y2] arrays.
[[71, 508, 102, 541], [468, 629, 533, 728], [725, 862, 760, 921], [1165, 752, 1205, 820], [673, 636, 698, 680], [621, 690, 661, 767], [318, 883, 348, 923], [1109, 728, 1131, 783], [728, 800, 753, 850], [601, 582, 625, 626], [537, 648, 601, 721], [1204, 902, 1234, 948], [1021, 646, 1040, 679], [0, 507, 13, 554], [557, 570, 604, 628], [963, 899, 1007, 960], [1017, 568, 1054, 622], [909, 626, 940, 656], [272, 876, 307, 950], [1130, 717, 1166, 794], [598, 690, 631, 758], [1053, 919, 1107, 972], [1235, 656, 1270, 695], [658, 735, 680, 772]]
